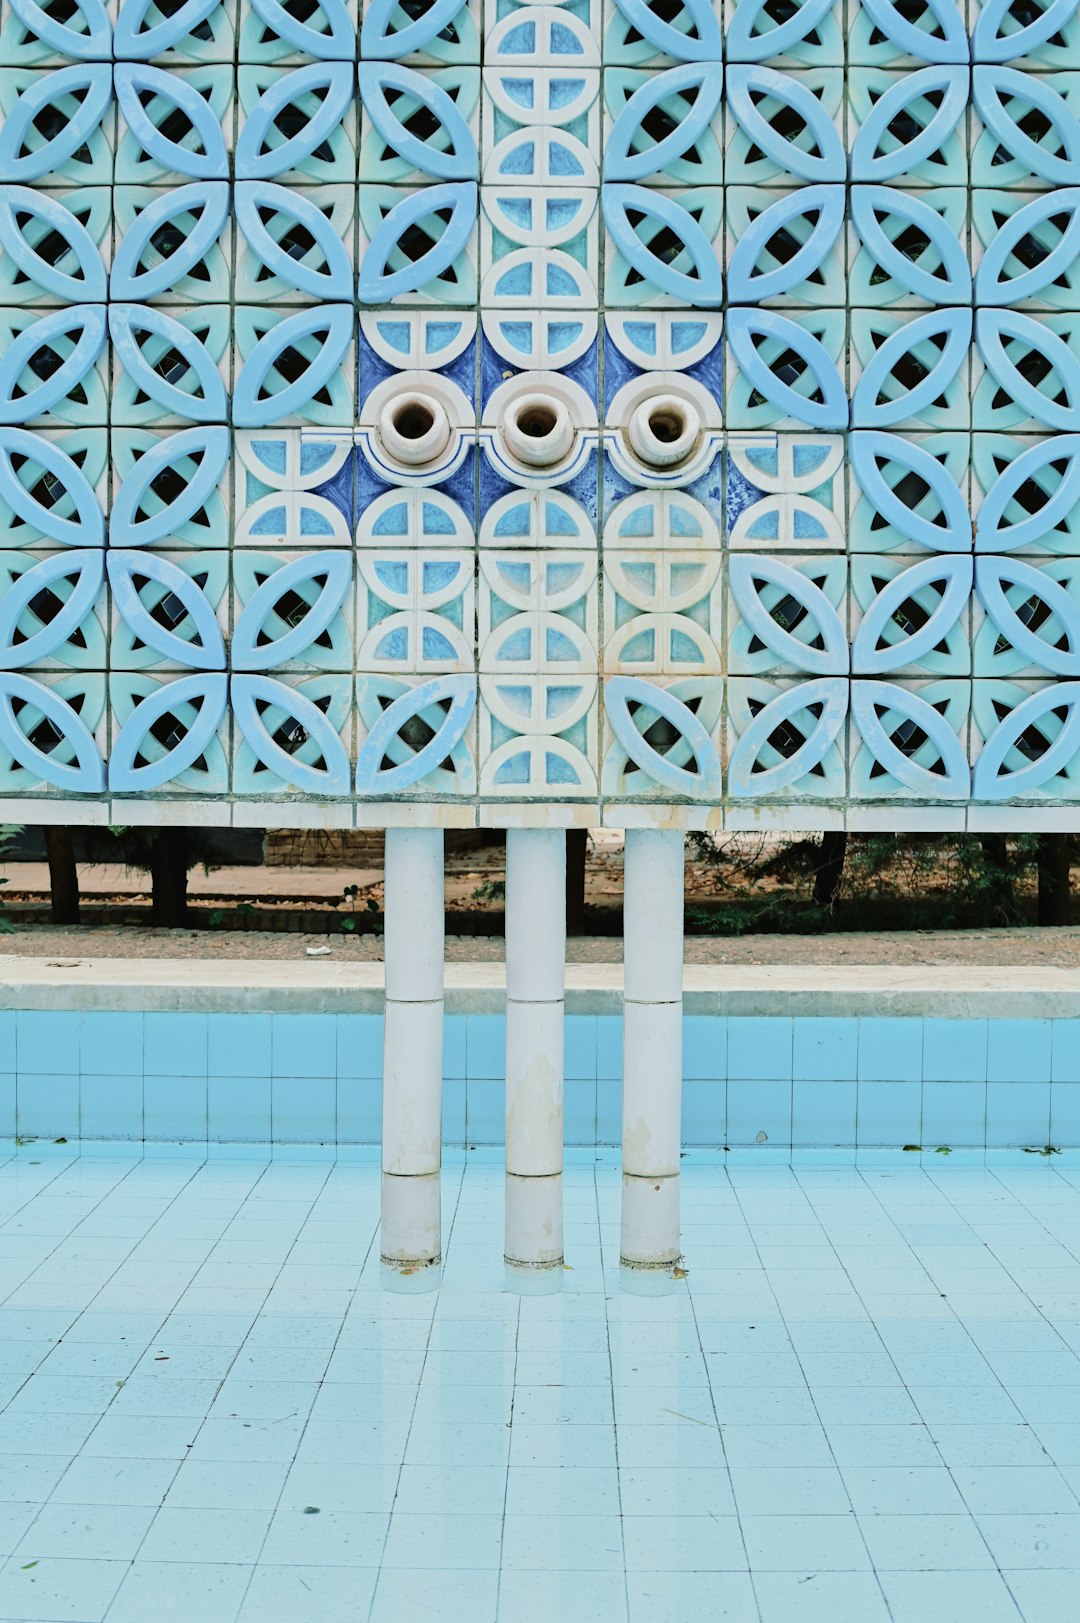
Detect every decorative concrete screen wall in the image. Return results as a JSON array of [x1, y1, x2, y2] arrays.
[[2, 0, 1080, 830]]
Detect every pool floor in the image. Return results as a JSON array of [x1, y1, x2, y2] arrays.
[[0, 1149, 1079, 1621]]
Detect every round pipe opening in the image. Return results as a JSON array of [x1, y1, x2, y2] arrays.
[[626, 393, 702, 469], [501, 392, 575, 468], [392, 400, 436, 440], [377, 390, 451, 466]]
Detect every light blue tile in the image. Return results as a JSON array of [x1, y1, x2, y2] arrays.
[[80, 1075, 143, 1141], [0, 1012, 13, 1071], [985, 1081, 1050, 1149], [272, 1076, 336, 1143], [793, 1018, 858, 1082], [923, 1019, 988, 1083], [1051, 1020, 1080, 1083], [858, 1019, 922, 1082], [857, 1081, 921, 1148], [878, 1571, 1024, 1623], [16, 1072, 79, 1139], [1004, 1571, 1080, 1623], [107, 1560, 254, 1623], [444, 1079, 466, 1146], [0, 1075, 13, 1139], [597, 1078, 621, 1145], [683, 1080, 725, 1147], [337, 1076, 379, 1144], [565, 1016, 597, 1080], [336, 1015, 383, 1079], [0, 1556, 128, 1621], [597, 1016, 621, 1079], [1050, 1083, 1080, 1148], [920, 1081, 986, 1147], [209, 1014, 271, 1079], [683, 1016, 725, 1080], [444, 1016, 466, 1080], [18, 1009, 78, 1074], [208, 1075, 271, 1142], [792, 1081, 857, 1147], [239, 1564, 377, 1623], [726, 1079, 792, 1148], [987, 1019, 1053, 1083], [566, 1076, 597, 1147], [466, 1078, 503, 1145], [144, 1075, 207, 1142], [144, 1014, 208, 1078], [728, 1019, 792, 1081], [80, 1013, 143, 1076], [271, 1015, 336, 1078], [466, 1016, 503, 1080], [754, 1573, 890, 1623]]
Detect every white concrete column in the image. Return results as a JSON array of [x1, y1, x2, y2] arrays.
[[621, 828, 684, 1270], [504, 828, 566, 1273], [381, 827, 444, 1284]]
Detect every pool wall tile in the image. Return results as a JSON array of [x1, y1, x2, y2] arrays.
[[208, 1075, 271, 1142], [466, 1078, 504, 1145], [17, 1072, 79, 1139], [684, 1016, 726, 1080], [9, 1007, 1080, 1150], [144, 1075, 207, 1143], [337, 1076, 380, 1144], [923, 1020, 989, 1084], [209, 1014, 272, 1079], [728, 1019, 792, 1081], [858, 1019, 922, 1083], [793, 1018, 858, 1082], [80, 1013, 143, 1076], [987, 1021, 1053, 1084], [144, 1015, 208, 1078], [857, 1080, 922, 1147], [80, 1074, 143, 1141], [18, 1011, 78, 1074], [921, 1081, 987, 1148], [792, 1080, 858, 1147], [271, 1016, 336, 1078], [727, 1079, 792, 1148], [466, 1016, 504, 1080], [986, 1081, 1051, 1149]]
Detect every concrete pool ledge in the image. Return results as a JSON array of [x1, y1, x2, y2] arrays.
[[2, 955, 1080, 1019]]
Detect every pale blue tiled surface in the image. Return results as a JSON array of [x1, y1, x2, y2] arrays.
[[0, 1152, 1076, 1620], [5, 1012, 1079, 1151]]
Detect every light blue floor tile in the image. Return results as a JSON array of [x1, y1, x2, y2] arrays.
[[15, 1501, 156, 1565], [382, 1512, 502, 1571], [627, 1571, 758, 1623], [0, 1557, 127, 1622], [372, 1568, 499, 1623], [858, 1512, 994, 1571], [501, 1513, 623, 1572], [498, 1568, 628, 1623], [729, 1466, 850, 1516], [754, 1571, 891, 1623], [106, 1560, 254, 1623], [237, 1565, 378, 1623], [138, 1506, 274, 1564], [741, 1513, 870, 1572], [622, 1515, 745, 1571], [259, 1508, 389, 1568], [1003, 1570, 1080, 1623], [163, 1460, 289, 1512], [878, 1569, 1024, 1623], [976, 1512, 1080, 1570]]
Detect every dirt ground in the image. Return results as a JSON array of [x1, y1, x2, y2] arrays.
[[5, 922, 1080, 966]]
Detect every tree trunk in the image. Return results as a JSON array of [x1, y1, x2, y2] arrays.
[[812, 830, 847, 909], [44, 825, 80, 925], [149, 831, 190, 928], [980, 835, 1014, 923], [566, 828, 587, 936], [1037, 835, 1072, 926]]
